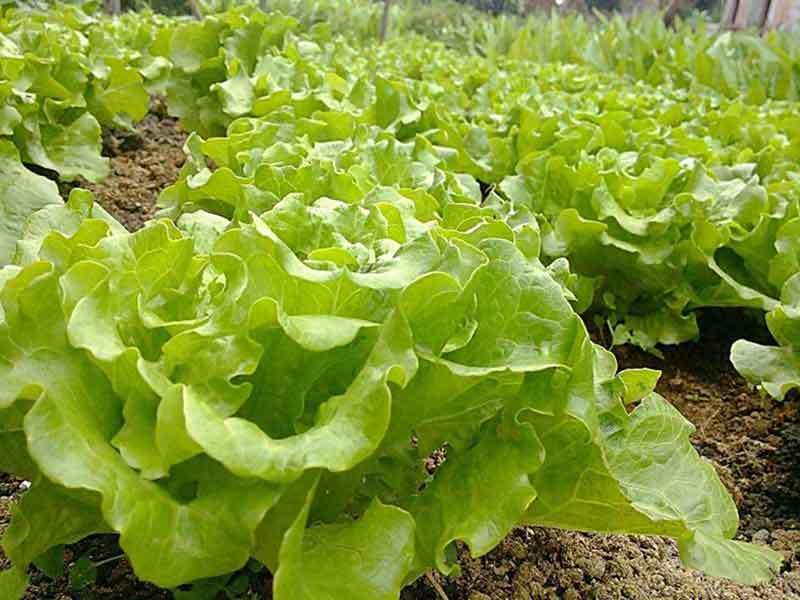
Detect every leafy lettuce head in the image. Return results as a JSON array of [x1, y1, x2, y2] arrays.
[[0, 192, 781, 598]]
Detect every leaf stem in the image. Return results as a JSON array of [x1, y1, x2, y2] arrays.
[[425, 571, 449, 600], [93, 554, 125, 569]]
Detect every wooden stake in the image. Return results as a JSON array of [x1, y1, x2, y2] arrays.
[[763, 0, 797, 29], [379, 0, 393, 42], [187, 0, 202, 20], [105, 0, 121, 15], [721, 0, 740, 27]]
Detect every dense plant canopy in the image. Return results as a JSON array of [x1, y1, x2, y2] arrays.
[[149, 5, 800, 394], [0, 4, 153, 180], [1, 2, 798, 598]]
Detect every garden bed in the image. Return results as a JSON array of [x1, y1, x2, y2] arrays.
[[1, 116, 797, 600]]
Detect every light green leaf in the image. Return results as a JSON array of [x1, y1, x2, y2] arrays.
[[0, 140, 62, 265], [274, 487, 416, 600]]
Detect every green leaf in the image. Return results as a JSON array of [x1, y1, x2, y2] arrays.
[[0, 141, 62, 266], [170, 21, 220, 73], [274, 487, 416, 600], [731, 340, 800, 400], [0, 566, 28, 600], [212, 65, 254, 118], [32, 545, 65, 580], [89, 58, 149, 126], [69, 557, 97, 590], [407, 418, 543, 576], [2, 479, 106, 570], [618, 368, 661, 404], [19, 113, 108, 182]]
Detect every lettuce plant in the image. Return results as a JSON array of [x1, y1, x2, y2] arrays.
[[732, 272, 800, 398], [0, 186, 781, 597], [152, 5, 800, 386], [0, 5, 166, 266], [0, 4, 151, 182], [0, 5, 795, 597]]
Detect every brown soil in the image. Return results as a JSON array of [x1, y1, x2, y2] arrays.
[[59, 111, 187, 232]]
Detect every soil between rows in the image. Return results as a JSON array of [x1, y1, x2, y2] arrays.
[[58, 109, 187, 231], [1, 115, 797, 599]]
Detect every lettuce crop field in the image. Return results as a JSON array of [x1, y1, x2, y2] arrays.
[[0, 1, 799, 598]]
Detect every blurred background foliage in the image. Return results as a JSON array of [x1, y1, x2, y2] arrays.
[[85, 0, 725, 18]]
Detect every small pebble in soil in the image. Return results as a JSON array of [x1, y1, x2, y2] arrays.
[[508, 539, 528, 561], [576, 556, 607, 580], [752, 528, 771, 544]]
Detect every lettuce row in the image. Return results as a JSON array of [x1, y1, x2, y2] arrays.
[[0, 4, 178, 265], [181, 0, 800, 104], [0, 187, 781, 597], [0, 4, 154, 181], [109, 3, 800, 400], [152, 5, 800, 394], [79, 5, 797, 354], [3, 4, 799, 398]]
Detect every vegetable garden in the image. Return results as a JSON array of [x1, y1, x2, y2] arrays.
[[0, 1, 799, 598]]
